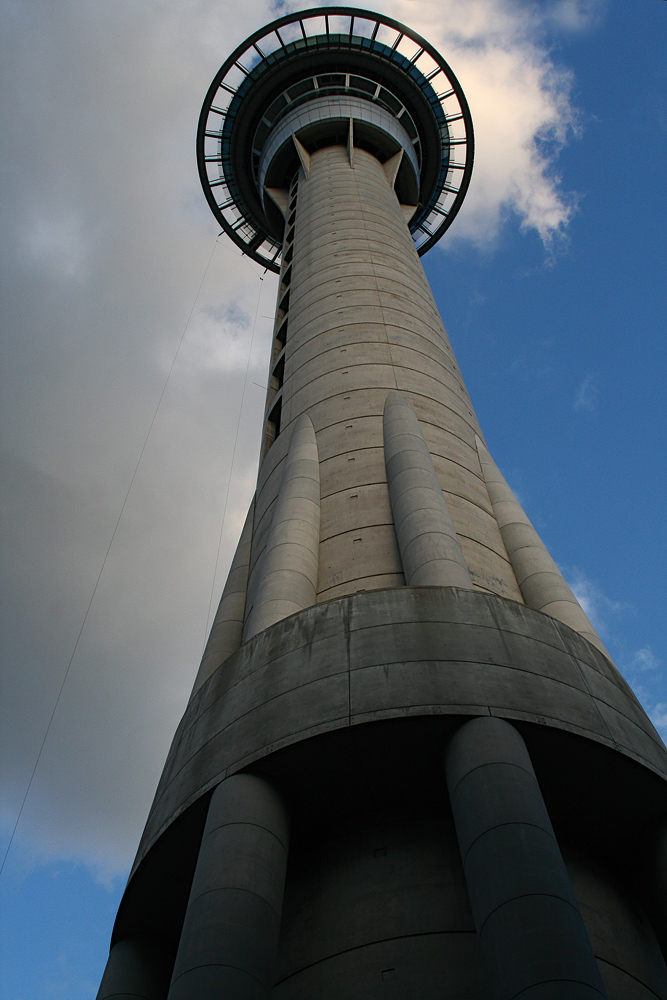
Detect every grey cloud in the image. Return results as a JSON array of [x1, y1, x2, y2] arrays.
[[1, 0, 278, 876]]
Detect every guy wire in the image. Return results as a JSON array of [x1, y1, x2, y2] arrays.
[[203, 267, 266, 648], [0, 234, 222, 877]]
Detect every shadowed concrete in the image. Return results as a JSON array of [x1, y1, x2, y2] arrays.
[[96, 933, 174, 1000], [274, 815, 484, 999], [166, 774, 289, 1000], [565, 843, 667, 998], [446, 717, 608, 999]]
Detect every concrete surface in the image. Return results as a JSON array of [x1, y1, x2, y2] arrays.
[[192, 501, 254, 694], [446, 717, 607, 999], [136, 587, 666, 871], [383, 390, 473, 588], [244, 414, 320, 641], [167, 774, 289, 1000], [247, 144, 521, 611], [96, 934, 174, 1000]]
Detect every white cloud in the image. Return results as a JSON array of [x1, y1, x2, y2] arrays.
[[630, 647, 661, 673], [566, 566, 625, 639], [649, 704, 667, 742], [620, 648, 666, 744], [0, 0, 280, 879], [625, 682, 667, 746], [563, 571, 665, 744], [574, 372, 598, 411], [543, 0, 607, 35], [389, 0, 580, 248], [21, 210, 95, 281]]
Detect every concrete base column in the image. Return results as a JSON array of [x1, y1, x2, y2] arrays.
[[634, 816, 667, 956], [167, 773, 290, 1000], [445, 717, 607, 999], [96, 933, 173, 1000]]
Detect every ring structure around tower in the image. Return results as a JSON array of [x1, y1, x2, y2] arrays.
[[197, 6, 473, 271]]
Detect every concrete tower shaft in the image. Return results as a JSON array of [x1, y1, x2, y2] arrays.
[[97, 9, 667, 1000], [250, 143, 521, 611], [194, 136, 612, 693]]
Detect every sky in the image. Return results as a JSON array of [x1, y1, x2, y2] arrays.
[[0, 0, 665, 996]]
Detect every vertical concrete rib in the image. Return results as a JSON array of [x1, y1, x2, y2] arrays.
[[167, 773, 290, 1000], [244, 414, 320, 640], [191, 501, 254, 695], [476, 434, 609, 655], [384, 390, 472, 588], [445, 717, 608, 1000], [383, 148, 403, 188]]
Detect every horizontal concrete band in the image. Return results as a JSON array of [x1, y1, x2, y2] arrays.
[[253, 401, 486, 519], [258, 95, 420, 197], [284, 342, 463, 400], [255, 406, 484, 507], [132, 587, 667, 875]]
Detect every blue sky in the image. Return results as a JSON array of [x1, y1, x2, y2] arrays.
[[0, 1, 665, 997]]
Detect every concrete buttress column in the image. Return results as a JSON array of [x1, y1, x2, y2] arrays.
[[167, 773, 290, 1000], [383, 390, 472, 588], [634, 817, 667, 955], [476, 435, 609, 656], [244, 414, 320, 640], [96, 933, 173, 1000], [191, 500, 254, 695], [445, 717, 608, 1000]]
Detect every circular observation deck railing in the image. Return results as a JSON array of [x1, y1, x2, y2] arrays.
[[197, 7, 474, 273]]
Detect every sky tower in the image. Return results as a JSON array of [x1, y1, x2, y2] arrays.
[[97, 8, 667, 999]]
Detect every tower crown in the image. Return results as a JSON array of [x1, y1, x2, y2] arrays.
[[197, 6, 474, 271]]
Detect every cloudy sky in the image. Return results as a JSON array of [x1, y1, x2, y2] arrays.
[[1, 0, 665, 996]]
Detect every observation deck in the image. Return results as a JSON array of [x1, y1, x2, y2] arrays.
[[197, 6, 474, 271]]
